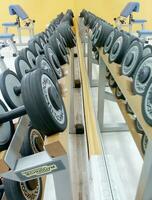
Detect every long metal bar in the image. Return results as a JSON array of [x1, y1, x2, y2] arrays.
[[97, 56, 107, 130], [4, 116, 30, 169], [53, 156, 73, 200]]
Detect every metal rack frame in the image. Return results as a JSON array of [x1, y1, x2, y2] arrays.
[[0, 51, 74, 200], [79, 18, 152, 200]]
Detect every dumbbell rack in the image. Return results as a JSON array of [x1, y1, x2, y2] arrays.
[[0, 50, 74, 200], [79, 18, 152, 200]]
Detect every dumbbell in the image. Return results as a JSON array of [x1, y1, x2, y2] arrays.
[[105, 68, 111, 79], [28, 39, 44, 57], [143, 44, 152, 57], [141, 133, 148, 155], [109, 33, 131, 64], [66, 9, 74, 18], [134, 118, 144, 134], [35, 34, 47, 49], [3, 177, 42, 200], [39, 32, 49, 43], [142, 80, 152, 126], [44, 44, 63, 79], [53, 31, 69, 55], [15, 54, 61, 92], [108, 74, 117, 88], [121, 40, 143, 77], [49, 34, 69, 65], [45, 28, 53, 38], [0, 100, 14, 150], [21, 124, 44, 157], [61, 13, 73, 26], [0, 182, 4, 199], [56, 23, 76, 48], [132, 55, 152, 95], [103, 28, 122, 55], [92, 22, 113, 48], [19, 47, 37, 69], [0, 68, 67, 137], [115, 86, 125, 100], [125, 103, 134, 115]]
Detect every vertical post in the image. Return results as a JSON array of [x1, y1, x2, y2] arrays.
[[53, 156, 73, 200], [141, 23, 145, 31], [4, 27, 8, 34], [97, 56, 107, 131], [8, 39, 18, 56], [129, 24, 132, 33], [17, 27, 22, 44], [0, 56, 7, 72], [135, 139, 152, 200]]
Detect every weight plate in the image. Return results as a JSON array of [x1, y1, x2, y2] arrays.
[[121, 41, 143, 77], [103, 29, 122, 54], [56, 24, 76, 48], [92, 25, 103, 47], [0, 100, 14, 151], [109, 34, 131, 64], [15, 56, 32, 80], [93, 22, 113, 48], [142, 80, 152, 126], [54, 31, 69, 54], [49, 35, 69, 65], [36, 55, 60, 91], [21, 69, 67, 136], [19, 48, 37, 69], [45, 28, 53, 38], [132, 55, 152, 95], [141, 134, 148, 155], [67, 9, 74, 17], [105, 68, 111, 79], [0, 69, 23, 108], [54, 32, 67, 55], [35, 34, 46, 49], [134, 118, 144, 134], [126, 103, 134, 115], [108, 74, 117, 88], [91, 26, 98, 42], [115, 86, 125, 100], [61, 13, 73, 26], [44, 44, 63, 79], [129, 34, 140, 44], [143, 44, 152, 57], [41, 32, 49, 43], [100, 23, 113, 47], [3, 178, 42, 200], [88, 15, 97, 29], [21, 125, 44, 156], [28, 39, 44, 57]]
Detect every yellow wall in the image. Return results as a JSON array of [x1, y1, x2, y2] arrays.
[[0, 0, 74, 33], [0, 0, 152, 34], [75, 0, 152, 30]]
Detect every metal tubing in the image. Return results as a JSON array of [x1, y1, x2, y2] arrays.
[[0, 106, 26, 124]]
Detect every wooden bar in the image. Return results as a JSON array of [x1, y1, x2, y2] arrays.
[[76, 21, 102, 156]]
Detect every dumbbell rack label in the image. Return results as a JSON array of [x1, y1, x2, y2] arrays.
[[16, 160, 65, 181]]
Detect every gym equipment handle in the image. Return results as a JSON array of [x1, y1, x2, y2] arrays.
[[0, 105, 26, 124]]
